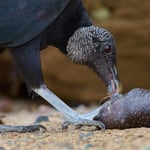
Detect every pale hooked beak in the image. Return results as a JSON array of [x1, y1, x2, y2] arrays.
[[107, 65, 122, 97]]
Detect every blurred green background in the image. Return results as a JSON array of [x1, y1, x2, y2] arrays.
[[0, 0, 150, 105]]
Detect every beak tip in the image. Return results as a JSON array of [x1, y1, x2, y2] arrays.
[[107, 80, 122, 96]]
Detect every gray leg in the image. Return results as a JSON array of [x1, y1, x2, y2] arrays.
[[33, 85, 105, 130]]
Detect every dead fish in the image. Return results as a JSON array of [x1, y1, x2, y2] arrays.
[[93, 88, 150, 129]]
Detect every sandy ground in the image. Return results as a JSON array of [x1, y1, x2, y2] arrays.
[[0, 103, 150, 150]]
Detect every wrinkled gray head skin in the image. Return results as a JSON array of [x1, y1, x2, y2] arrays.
[[67, 26, 122, 95]]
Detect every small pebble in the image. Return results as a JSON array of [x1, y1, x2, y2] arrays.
[[79, 132, 93, 139], [34, 116, 49, 124], [142, 146, 150, 150], [85, 143, 93, 149]]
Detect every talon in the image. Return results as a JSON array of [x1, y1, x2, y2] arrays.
[[74, 124, 82, 129], [94, 121, 105, 130], [62, 121, 71, 131], [62, 118, 105, 130]]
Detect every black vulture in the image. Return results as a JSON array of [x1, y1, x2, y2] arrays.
[[0, 0, 122, 132]]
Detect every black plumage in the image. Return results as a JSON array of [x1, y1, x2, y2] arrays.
[[0, 0, 92, 88], [0, 0, 122, 131]]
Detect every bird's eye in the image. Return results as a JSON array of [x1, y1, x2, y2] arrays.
[[103, 45, 111, 53]]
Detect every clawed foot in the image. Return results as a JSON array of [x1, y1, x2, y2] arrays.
[[0, 124, 47, 133], [62, 118, 105, 130]]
